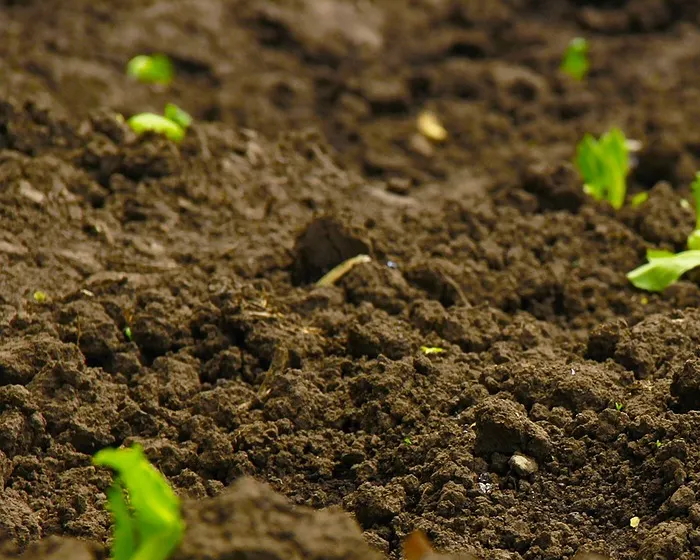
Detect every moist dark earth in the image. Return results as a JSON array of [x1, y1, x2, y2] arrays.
[[3, 1, 700, 559]]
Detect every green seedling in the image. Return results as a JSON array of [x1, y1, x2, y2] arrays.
[[627, 249, 700, 292], [164, 103, 192, 130], [127, 54, 174, 86], [127, 113, 185, 143], [575, 128, 629, 209], [628, 172, 700, 291], [420, 346, 445, 355], [687, 172, 700, 250], [561, 37, 589, 81], [93, 445, 184, 560], [403, 437, 413, 446], [32, 290, 47, 303], [124, 326, 133, 341], [630, 192, 648, 208], [615, 402, 624, 411]]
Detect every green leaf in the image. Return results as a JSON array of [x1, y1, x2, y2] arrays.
[[164, 103, 193, 129], [127, 113, 185, 142], [689, 230, 700, 251], [627, 249, 700, 292], [127, 54, 174, 86], [106, 482, 137, 560], [630, 192, 648, 208], [94, 445, 184, 560], [575, 128, 629, 209], [561, 37, 589, 81]]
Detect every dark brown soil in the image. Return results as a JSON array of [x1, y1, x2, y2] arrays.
[[2, 1, 700, 559]]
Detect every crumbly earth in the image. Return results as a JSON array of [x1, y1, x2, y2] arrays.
[[2, 1, 700, 559]]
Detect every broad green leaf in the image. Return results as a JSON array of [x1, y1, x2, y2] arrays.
[[94, 445, 184, 560], [127, 113, 185, 142], [627, 250, 700, 292], [575, 128, 629, 209]]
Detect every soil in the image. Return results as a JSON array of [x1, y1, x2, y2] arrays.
[[2, 1, 700, 559]]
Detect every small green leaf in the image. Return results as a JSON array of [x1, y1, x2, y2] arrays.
[[688, 230, 700, 251], [94, 445, 184, 560], [627, 249, 700, 292], [561, 37, 589, 81], [575, 128, 629, 209], [124, 326, 133, 341], [630, 192, 648, 208], [127, 54, 174, 86], [164, 103, 192, 129], [127, 113, 185, 142]]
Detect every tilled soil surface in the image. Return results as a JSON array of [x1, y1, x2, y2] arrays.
[[3, 1, 700, 559]]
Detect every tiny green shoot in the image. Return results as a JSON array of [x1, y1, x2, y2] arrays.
[[124, 326, 133, 341], [561, 37, 589, 81], [403, 437, 412, 446], [575, 128, 629, 209], [687, 172, 700, 250], [420, 346, 445, 355], [93, 445, 184, 560], [127, 113, 185, 143], [32, 290, 47, 303], [127, 54, 174, 86], [164, 103, 192, 130], [655, 439, 662, 449], [615, 402, 623, 411], [630, 192, 648, 208]]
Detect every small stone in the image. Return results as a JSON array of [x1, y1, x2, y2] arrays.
[[18, 180, 46, 205], [667, 486, 695, 515], [509, 453, 538, 477]]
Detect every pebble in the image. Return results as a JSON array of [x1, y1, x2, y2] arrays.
[[509, 453, 538, 477]]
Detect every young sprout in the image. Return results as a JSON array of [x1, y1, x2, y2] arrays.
[[315, 254, 372, 287], [403, 437, 413, 446], [630, 192, 648, 208], [561, 37, 589, 81], [687, 172, 700, 250], [124, 326, 133, 342], [614, 402, 623, 411], [575, 128, 629, 209], [127, 113, 185, 143], [127, 54, 174, 86], [93, 445, 184, 560], [32, 290, 47, 303], [164, 103, 192, 130], [420, 346, 445, 355], [628, 172, 700, 291], [627, 249, 700, 292]]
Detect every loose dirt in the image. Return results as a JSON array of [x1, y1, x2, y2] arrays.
[[2, 1, 700, 559]]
